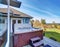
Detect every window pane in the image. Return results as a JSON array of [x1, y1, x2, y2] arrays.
[[0, 18, 5, 23], [25, 18, 29, 23], [18, 20, 21, 23], [23, 18, 30, 24]]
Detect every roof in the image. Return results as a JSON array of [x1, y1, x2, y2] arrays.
[[0, 8, 33, 18], [0, 0, 21, 8]]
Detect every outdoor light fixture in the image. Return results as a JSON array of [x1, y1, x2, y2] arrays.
[[0, 0, 21, 8]]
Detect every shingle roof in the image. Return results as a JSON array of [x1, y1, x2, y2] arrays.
[[0, 8, 33, 18]]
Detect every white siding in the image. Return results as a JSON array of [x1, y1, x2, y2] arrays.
[[11, 18, 31, 33], [0, 17, 7, 36]]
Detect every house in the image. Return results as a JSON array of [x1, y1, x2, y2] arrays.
[[0, 7, 43, 47]]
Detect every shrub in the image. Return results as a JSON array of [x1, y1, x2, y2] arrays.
[[50, 37, 57, 41]]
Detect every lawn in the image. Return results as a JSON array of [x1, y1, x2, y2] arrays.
[[45, 28, 60, 42]]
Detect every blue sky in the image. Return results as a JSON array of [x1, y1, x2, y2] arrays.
[[0, 0, 60, 23]]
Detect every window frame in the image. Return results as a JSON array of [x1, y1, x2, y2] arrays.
[[23, 18, 30, 24], [18, 20, 21, 24], [0, 18, 5, 24]]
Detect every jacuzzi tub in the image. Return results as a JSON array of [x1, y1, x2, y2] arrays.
[[14, 24, 43, 34], [14, 28, 43, 47], [14, 27, 43, 34]]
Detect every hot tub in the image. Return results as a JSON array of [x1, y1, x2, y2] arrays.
[[14, 27, 42, 34], [14, 27, 43, 47]]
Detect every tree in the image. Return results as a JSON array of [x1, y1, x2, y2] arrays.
[[30, 20, 34, 27], [41, 19, 46, 24], [41, 19, 46, 31], [32, 19, 41, 28], [52, 21, 57, 28]]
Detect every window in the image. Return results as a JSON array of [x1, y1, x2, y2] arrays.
[[0, 18, 5, 23], [25, 18, 29, 23], [23, 18, 30, 24], [18, 20, 21, 24]]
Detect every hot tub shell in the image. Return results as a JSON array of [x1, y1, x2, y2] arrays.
[[14, 29, 43, 47]]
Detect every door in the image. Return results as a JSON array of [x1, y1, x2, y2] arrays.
[[12, 20, 16, 33], [11, 20, 16, 47]]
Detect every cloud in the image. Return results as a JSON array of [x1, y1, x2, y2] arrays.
[[9, 3, 60, 23], [22, 3, 60, 18]]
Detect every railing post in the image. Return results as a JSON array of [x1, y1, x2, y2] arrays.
[[5, 0, 10, 47]]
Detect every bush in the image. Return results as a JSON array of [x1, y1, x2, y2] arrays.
[[50, 37, 57, 41]]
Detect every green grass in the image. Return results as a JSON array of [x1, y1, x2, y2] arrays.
[[45, 28, 60, 42]]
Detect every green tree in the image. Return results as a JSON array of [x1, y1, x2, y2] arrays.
[[41, 19, 46, 31], [52, 21, 57, 28], [41, 19, 46, 24]]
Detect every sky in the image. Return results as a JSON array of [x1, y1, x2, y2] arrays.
[[0, 0, 60, 23]]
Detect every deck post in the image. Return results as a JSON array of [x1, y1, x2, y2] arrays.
[[5, 0, 10, 47]]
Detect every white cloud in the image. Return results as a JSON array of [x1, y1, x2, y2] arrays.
[[13, 3, 60, 23], [22, 3, 60, 18]]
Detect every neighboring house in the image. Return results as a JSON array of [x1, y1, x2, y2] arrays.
[[0, 8, 43, 47]]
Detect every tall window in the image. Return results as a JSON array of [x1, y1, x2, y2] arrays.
[[23, 18, 30, 24], [0, 13, 5, 23], [0, 18, 5, 23]]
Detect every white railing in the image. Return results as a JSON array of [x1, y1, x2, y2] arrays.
[[0, 24, 7, 36]]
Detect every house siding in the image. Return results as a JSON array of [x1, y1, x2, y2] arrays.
[[11, 18, 31, 33]]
